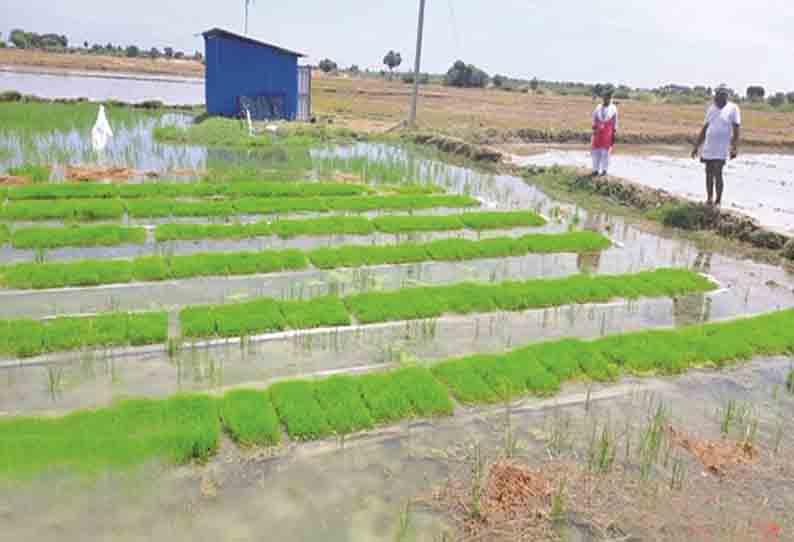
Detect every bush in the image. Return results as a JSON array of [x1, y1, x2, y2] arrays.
[[444, 60, 489, 88]]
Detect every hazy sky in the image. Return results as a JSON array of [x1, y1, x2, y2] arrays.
[[3, 1, 793, 93]]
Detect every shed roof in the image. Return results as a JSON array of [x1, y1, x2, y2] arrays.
[[202, 28, 306, 58]]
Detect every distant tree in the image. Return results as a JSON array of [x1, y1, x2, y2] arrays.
[[105, 42, 114, 51], [349, 64, 360, 75], [174, 51, 185, 59], [787, 92, 794, 105], [125, 45, 140, 58], [444, 60, 489, 88], [402, 72, 429, 85], [768, 92, 786, 107], [747, 85, 765, 101], [10, 29, 29, 48], [83, 41, 89, 49], [149, 47, 161, 59], [193, 51, 203, 61], [383, 50, 402, 78], [318, 58, 338, 73], [529, 77, 540, 92], [164, 46, 174, 59], [492, 74, 506, 88]]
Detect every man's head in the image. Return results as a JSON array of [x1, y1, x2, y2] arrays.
[[714, 86, 729, 108], [602, 90, 613, 106]]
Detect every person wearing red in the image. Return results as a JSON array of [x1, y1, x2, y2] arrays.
[[591, 89, 618, 176]]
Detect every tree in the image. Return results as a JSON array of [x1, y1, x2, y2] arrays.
[[318, 58, 338, 73], [747, 85, 765, 101], [174, 51, 185, 59], [444, 60, 489, 88], [164, 47, 174, 59], [768, 92, 786, 107], [529, 77, 540, 92], [10, 29, 29, 48], [349, 64, 360, 75], [383, 50, 402, 78], [83, 41, 89, 49], [150, 47, 161, 59], [125, 45, 140, 58], [492, 74, 506, 88], [787, 92, 794, 105], [193, 51, 203, 61]]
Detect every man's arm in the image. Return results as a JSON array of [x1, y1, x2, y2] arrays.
[[691, 124, 708, 158], [731, 124, 741, 159]]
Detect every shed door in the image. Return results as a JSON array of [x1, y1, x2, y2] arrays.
[[297, 66, 312, 121]]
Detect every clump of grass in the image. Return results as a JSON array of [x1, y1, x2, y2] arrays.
[[344, 269, 715, 324], [7, 164, 51, 183], [1, 199, 125, 221], [0, 394, 219, 480], [220, 390, 280, 447], [652, 203, 716, 230], [11, 225, 146, 249]]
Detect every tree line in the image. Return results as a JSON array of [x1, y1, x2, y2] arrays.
[[0, 28, 202, 62]]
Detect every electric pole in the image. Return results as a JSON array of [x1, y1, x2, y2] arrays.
[[245, 0, 252, 35], [408, 0, 426, 128]]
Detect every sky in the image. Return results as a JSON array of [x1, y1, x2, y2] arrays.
[[2, 0, 793, 94]]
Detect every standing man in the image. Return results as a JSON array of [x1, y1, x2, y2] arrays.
[[591, 88, 618, 176], [691, 86, 741, 206]]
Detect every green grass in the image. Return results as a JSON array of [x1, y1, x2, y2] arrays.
[[0, 394, 219, 480], [154, 118, 315, 148], [7, 183, 117, 200], [0, 101, 151, 136], [11, 225, 146, 249], [1, 199, 125, 221], [308, 231, 611, 270], [344, 269, 716, 324], [0, 224, 9, 245], [220, 390, 281, 447], [0, 250, 308, 290], [6, 164, 51, 184], [269, 380, 332, 440], [314, 376, 374, 434], [0, 312, 168, 358], [180, 295, 350, 338]]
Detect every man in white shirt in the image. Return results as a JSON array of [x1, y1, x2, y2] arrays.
[[591, 89, 618, 176], [691, 87, 741, 206]]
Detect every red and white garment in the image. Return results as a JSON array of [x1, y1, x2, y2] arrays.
[[591, 104, 618, 174]]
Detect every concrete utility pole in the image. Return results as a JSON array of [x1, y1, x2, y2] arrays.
[[244, 0, 252, 35], [408, 0, 426, 128]]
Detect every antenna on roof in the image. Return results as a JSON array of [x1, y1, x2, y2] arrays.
[[244, 0, 255, 35]]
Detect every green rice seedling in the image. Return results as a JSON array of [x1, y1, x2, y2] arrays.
[[0, 394, 219, 480], [381, 183, 442, 195], [308, 243, 430, 270], [313, 375, 374, 434], [327, 195, 479, 213], [130, 256, 170, 282], [226, 181, 372, 198], [118, 183, 227, 199], [357, 371, 415, 424], [7, 164, 51, 183], [180, 298, 286, 338], [460, 211, 546, 230], [392, 366, 454, 417], [11, 225, 146, 249], [220, 390, 281, 446], [125, 198, 174, 218], [233, 196, 330, 215], [373, 214, 465, 234], [271, 216, 375, 238], [0, 259, 135, 290], [8, 183, 117, 200], [169, 200, 235, 218], [787, 367, 794, 395], [126, 312, 169, 346], [280, 296, 351, 329], [513, 231, 612, 254], [0, 224, 9, 245], [432, 356, 499, 404], [155, 222, 269, 242], [270, 380, 332, 440], [1, 199, 125, 221]]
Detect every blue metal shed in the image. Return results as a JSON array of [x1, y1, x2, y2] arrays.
[[202, 28, 309, 120]]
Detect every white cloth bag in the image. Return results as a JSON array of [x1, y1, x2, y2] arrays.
[[91, 105, 114, 152]]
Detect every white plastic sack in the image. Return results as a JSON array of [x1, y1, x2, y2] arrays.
[[91, 105, 114, 152]]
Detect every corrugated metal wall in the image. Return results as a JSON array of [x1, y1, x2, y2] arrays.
[[204, 35, 299, 119]]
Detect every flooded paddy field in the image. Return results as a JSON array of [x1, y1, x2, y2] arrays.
[[2, 102, 794, 541]]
